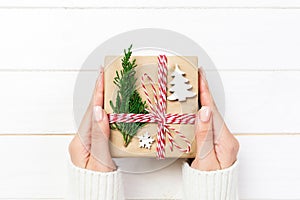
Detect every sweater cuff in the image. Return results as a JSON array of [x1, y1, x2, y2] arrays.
[[182, 161, 239, 200], [67, 160, 124, 200]]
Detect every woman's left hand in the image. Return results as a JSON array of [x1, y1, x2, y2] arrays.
[[69, 68, 116, 172]]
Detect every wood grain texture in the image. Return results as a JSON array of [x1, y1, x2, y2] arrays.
[[0, 0, 300, 8], [0, 71, 298, 134], [0, 2, 299, 199], [0, 135, 299, 199], [0, 9, 300, 70], [0, 136, 71, 199]]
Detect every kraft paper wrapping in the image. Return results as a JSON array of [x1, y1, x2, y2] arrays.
[[104, 56, 198, 158]]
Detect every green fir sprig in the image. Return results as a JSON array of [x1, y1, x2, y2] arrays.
[[109, 45, 148, 147]]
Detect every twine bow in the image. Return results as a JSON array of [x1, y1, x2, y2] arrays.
[[109, 55, 196, 159]]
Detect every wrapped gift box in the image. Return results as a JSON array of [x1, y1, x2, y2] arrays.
[[104, 56, 199, 158]]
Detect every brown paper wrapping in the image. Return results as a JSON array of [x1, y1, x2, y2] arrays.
[[104, 56, 198, 158]]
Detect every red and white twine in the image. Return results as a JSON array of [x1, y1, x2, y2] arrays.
[[108, 55, 196, 159]]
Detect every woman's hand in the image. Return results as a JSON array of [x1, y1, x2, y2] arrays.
[[69, 68, 116, 172], [191, 68, 239, 171]]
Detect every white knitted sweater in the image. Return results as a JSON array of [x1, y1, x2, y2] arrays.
[[68, 160, 238, 200]]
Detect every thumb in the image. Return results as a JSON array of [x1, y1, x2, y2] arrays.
[[194, 106, 214, 159], [92, 106, 110, 139], [90, 106, 116, 170]]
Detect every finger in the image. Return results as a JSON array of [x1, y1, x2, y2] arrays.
[[198, 68, 214, 107], [92, 106, 110, 138], [89, 106, 116, 171], [77, 67, 104, 146], [198, 68, 230, 142], [192, 106, 221, 171], [83, 67, 104, 115], [77, 107, 92, 151], [71, 67, 106, 169], [93, 67, 104, 107], [194, 106, 214, 159]]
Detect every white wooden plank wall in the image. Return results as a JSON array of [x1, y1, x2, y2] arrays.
[[0, 1, 299, 199]]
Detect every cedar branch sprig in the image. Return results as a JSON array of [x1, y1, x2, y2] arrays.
[[110, 45, 148, 146]]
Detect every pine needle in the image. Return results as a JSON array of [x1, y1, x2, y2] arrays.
[[110, 45, 148, 146]]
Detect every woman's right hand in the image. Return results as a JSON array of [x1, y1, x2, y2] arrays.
[[191, 68, 239, 171]]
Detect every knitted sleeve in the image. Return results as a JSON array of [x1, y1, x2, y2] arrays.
[[67, 160, 125, 200], [182, 161, 239, 200]]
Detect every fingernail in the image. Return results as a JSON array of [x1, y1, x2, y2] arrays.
[[199, 106, 211, 122], [96, 67, 103, 83], [198, 66, 203, 72], [99, 66, 104, 73], [93, 106, 103, 122]]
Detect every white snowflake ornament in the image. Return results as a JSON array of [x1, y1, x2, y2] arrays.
[[138, 132, 155, 149]]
